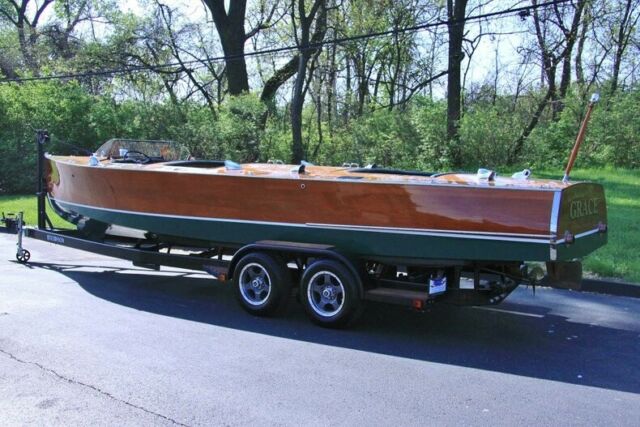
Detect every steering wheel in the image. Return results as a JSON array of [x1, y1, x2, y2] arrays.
[[123, 150, 151, 164]]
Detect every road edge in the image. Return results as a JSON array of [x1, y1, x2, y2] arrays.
[[579, 278, 640, 298]]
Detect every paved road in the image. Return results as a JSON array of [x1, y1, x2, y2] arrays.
[[1, 232, 639, 426]]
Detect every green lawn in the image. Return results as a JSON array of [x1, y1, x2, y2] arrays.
[[1, 167, 638, 282], [0, 194, 71, 229]]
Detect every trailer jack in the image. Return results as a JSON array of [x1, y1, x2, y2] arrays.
[[14, 212, 31, 263]]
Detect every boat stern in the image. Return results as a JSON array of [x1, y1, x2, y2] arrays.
[[551, 182, 608, 261]]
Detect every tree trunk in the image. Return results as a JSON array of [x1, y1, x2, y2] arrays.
[[611, 0, 637, 94], [0, 56, 17, 79], [260, 6, 329, 123], [446, 0, 468, 167], [290, 0, 326, 163], [532, 2, 559, 119], [575, 7, 589, 86], [312, 91, 324, 160], [345, 56, 352, 122], [327, 39, 337, 137], [291, 52, 310, 163], [16, 15, 36, 70], [511, 89, 553, 162], [558, 1, 585, 102], [203, 0, 250, 95]]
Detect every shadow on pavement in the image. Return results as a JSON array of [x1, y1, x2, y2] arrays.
[[21, 261, 640, 395]]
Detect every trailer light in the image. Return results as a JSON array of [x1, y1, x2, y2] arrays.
[[412, 299, 424, 310], [598, 221, 608, 233], [564, 230, 575, 244]]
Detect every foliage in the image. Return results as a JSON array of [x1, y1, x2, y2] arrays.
[[527, 87, 640, 170], [458, 104, 522, 169], [216, 94, 267, 162], [2, 80, 640, 195], [0, 83, 269, 192], [335, 108, 421, 168], [0, 81, 97, 193], [412, 97, 449, 171]]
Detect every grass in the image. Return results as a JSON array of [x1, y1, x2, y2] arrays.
[[1, 167, 638, 282], [0, 194, 71, 229]]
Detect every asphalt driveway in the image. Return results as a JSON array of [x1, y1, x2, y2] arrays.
[[1, 233, 639, 425]]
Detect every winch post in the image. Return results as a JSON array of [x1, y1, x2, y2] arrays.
[[36, 130, 49, 229]]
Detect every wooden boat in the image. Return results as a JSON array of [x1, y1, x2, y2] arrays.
[[44, 139, 608, 265]]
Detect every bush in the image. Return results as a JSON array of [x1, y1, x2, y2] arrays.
[[333, 107, 423, 169], [0, 81, 97, 193], [411, 97, 449, 171], [525, 88, 640, 170], [1, 80, 638, 195]]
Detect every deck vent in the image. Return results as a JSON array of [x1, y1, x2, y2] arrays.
[[291, 164, 307, 174], [477, 168, 496, 181], [224, 160, 242, 171], [511, 169, 531, 180]]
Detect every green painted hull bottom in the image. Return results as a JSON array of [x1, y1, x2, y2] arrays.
[[56, 201, 604, 262], [556, 232, 607, 261]]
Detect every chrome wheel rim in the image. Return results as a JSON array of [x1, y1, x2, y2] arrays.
[[307, 271, 345, 317], [239, 263, 272, 306]]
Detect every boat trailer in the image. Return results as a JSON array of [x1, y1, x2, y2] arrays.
[[12, 211, 526, 323]]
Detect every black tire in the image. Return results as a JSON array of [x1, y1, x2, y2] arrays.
[[300, 259, 362, 328], [16, 249, 30, 263], [233, 252, 291, 317]]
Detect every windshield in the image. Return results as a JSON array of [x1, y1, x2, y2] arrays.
[[95, 139, 190, 161]]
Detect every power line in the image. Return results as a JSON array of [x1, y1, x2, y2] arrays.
[[0, 0, 573, 84]]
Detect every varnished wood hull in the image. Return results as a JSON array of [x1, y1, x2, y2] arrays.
[[46, 156, 608, 262]]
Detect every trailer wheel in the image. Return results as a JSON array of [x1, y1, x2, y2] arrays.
[[16, 249, 30, 264], [300, 259, 362, 328], [234, 252, 291, 317]]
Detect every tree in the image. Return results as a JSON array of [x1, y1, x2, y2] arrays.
[[608, 0, 640, 93], [0, 0, 54, 71], [290, 0, 327, 163], [203, 0, 282, 96], [446, 0, 468, 167], [202, 0, 249, 95], [510, 0, 586, 161]]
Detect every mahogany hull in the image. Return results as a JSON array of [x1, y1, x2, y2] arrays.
[[45, 156, 608, 262]]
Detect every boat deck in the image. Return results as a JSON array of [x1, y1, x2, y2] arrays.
[[49, 155, 569, 191]]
